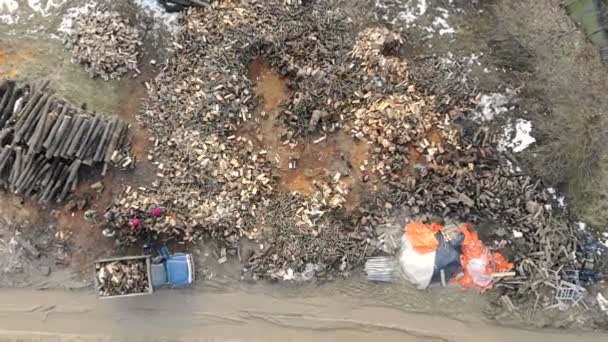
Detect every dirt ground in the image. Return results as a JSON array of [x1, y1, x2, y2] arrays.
[[0, 0, 608, 334]]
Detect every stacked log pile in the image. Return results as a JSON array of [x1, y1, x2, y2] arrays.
[[0, 80, 129, 203]]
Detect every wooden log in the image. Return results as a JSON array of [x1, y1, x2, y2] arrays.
[[0, 147, 14, 188], [57, 159, 81, 202], [23, 98, 54, 144], [42, 112, 64, 153], [37, 80, 50, 92], [17, 91, 43, 122], [25, 162, 52, 197], [11, 153, 31, 191], [45, 114, 71, 159], [43, 105, 68, 149], [36, 106, 60, 154], [83, 120, 105, 165], [40, 160, 60, 188], [53, 108, 74, 157], [26, 161, 52, 197], [77, 116, 100, 159], [0, 81, 13, 119], [0, 128, 11, 146], [0, 147, 12, 174], [42, 164, 68, 203], [94, 119, 115, 162], [0, 86, 21, 128], [71, 172, 78, 192], [104, 120, 126, 163], [67, 117, 89, 157], [40, 163, 65, 203], [9, 147, 22, 191], [59, 114, 82, 158], [26, 99, 51, 155], [51, 116, 73, 157], [14, 93, 49, 143], [15, 156, 45, 193]]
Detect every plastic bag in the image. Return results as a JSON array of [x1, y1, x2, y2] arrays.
[[399, 235, 436, 289], [405, 222, 441, 254], [452, 225, 513, 290]]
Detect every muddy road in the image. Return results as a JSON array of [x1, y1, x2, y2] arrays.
[[0, 286, 605, 342]]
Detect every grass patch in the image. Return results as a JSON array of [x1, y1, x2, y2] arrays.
[[533, 107, 608, 230]]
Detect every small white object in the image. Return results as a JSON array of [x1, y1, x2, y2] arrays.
[[313, 135, 326, 144], [283, 268, 294, 281], [512, 230, 523, 238], [576, 222, 587, 231], [468, 258, 492, 287]]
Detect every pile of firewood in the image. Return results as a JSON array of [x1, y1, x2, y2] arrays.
[[0, 80, 130, 202], [64, 6, 142, 80], [95, 259, 151, 297]]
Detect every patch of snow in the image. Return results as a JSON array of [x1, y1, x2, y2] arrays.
[[27, 0, 68, 17], [133, 0, 180, 33], [394, 10, 417, 25], [417, 0, 428, 15], [473, 93, 511, 121], [432, 16, 454, 36], [0, 13, 16, 24], [0, 0, 19, 24], [576, 222, 587, 231], [374, 0, 429, 26], [502, 119, 535, 153], [513, 230, 523, 238], [544, 187, 567, 209], [0, 0, 18, 13], [57, 2, 95, 35], [375, 0, 456, 37]]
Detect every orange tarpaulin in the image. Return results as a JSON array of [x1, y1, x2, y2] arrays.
[[405, 222, 442, 254], [452, 225, 513, 291]]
